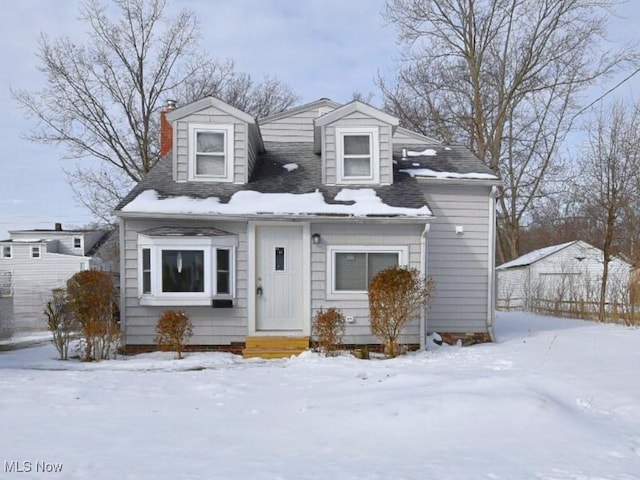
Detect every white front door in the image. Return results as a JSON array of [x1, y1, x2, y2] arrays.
[[255, 226, 304, 332]]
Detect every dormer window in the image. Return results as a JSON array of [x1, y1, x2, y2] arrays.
[[73, 237, 83, 249], [188, 123, 234, 182], [336, 127, 379, 184]]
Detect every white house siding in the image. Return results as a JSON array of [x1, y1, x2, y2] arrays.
[[418, 183, 492, 334], [0, 244, 92, 333], [260, 106, 337, 143], [121, 218, 249, 346], [527, 243, 629, 308], [310, 222, 424, 345], [9, 231, 103, 256], [496, 267, 527, 309], [173, 106, 248, 184], [322, 113, 393, 185]]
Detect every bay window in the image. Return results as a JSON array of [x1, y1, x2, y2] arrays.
[[138, 233, 236, 306]]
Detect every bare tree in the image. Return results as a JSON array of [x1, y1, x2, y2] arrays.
[[576, 101, 640, 322], [13, 0, 298, 220], [381, 0, 639, 262]]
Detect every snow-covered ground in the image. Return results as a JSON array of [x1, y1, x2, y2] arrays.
[[1, 312, 639, 479]]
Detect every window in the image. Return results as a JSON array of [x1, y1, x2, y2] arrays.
[[161, 250, 204, 293], [336, 127, 379, 184], [73, 237, 82, 249], [1, 245, 11, 259], [138, 235, 236, 306], [31, 246, 42, 259], [142, 248, 151, 294], [216, 249, 231, 295], [188, 123, 234, 182], [335, 252, 398, 290], [327, 245, 408, 298], [275, 247, 286, 272]]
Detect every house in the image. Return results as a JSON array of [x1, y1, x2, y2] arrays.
[[496, 240, 631, 313], [114, 97, 501, 356], [0, 224, 111, 337]]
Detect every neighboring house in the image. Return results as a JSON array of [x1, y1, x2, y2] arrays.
[[0, 224, 109, 336], [496, 240, 631, 312], [114, 97, 501, 356]]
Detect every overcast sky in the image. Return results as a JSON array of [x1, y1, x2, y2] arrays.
[[1, 0, 639, 239]]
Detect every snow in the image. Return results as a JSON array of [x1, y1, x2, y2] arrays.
[[406, 148, 437, 157], [283, 163, 299, 172], [122, 189, 432, 217], [1, 312, 639, 479], [400, 168, 499, 180], [497, 241, 575, 270]]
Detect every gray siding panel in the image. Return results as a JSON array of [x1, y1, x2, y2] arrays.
[[174, 106, 249, 184], [322, 114, 393, 185], [260, 106, 337, 142], [421, 183, 492, 334], [123, 218, 249, 345], [310, 222, 424, 345]]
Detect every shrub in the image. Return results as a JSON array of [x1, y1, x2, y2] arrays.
[[66, 270, 119, 361], [312, 308, 346, 356], [44, 289, 77, 360], [368, 266, 434, 357], [155, 310, 193, 359]]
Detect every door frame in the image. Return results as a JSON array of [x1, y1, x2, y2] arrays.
[[247, 221, 311, 336]]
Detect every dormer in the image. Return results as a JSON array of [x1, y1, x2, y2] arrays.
[[164, 97, 264, 184], [314, 101, 399, 186]]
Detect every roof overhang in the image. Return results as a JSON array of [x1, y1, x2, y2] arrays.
[[116, 210, 433, 224], [259, 98, 341, 124], [166, 96, 256, 125], [314, 100, 400, 128], [410, 176, 503, 187]]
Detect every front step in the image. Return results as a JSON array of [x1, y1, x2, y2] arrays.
[[243, 336, 310, 359]]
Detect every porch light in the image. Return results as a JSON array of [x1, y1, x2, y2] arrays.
[[312, 233, 321, 245]]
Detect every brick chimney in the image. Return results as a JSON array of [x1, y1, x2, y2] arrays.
[[160, 99, 177, 158]]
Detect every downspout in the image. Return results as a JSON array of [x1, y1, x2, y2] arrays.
[[118, 217, 126, 348], [487, 186, 498, 342], [419, 223, 431, 350]]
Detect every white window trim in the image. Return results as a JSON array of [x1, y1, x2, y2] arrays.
[[326, 245, 409, 300], [335, 126, 380, 184], [1, 245, 11, 259], [213, 247, 235, 296], [73, 236, 83, 250], [137, 235, 237, 306], [188, 123, 235, 183], [31, 246, 42, 259]]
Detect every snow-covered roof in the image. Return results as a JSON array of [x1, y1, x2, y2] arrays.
[[122, 189, 432, 218], [496, 241, 577, 270], [394, 145, 500, 182], [115, 142, 432, 215], [400, 168, 498, 180]]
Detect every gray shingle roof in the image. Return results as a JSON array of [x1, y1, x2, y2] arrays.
[[115, 140, 495, 214], [394, 145, 496, 176], [116, 142, 430, 213]]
